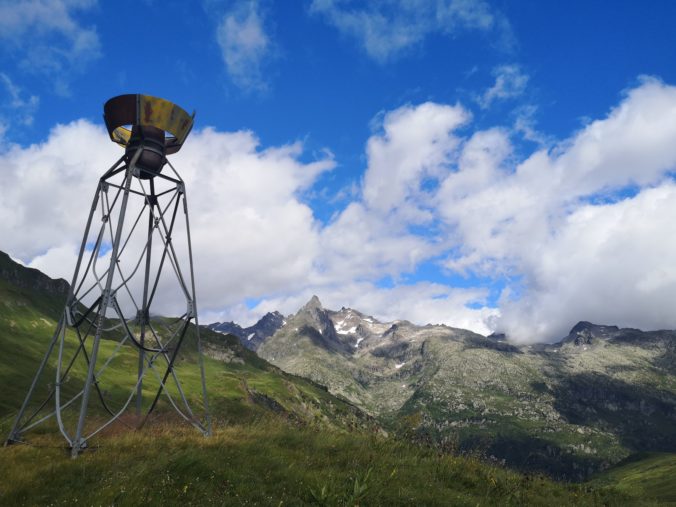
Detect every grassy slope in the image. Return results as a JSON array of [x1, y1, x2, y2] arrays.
[[1, 422, 633, 506], [590, 453, 676, 504]]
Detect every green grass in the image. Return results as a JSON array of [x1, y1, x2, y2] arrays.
[[0, 420, 633, 506], [590, 452, 676, 504]]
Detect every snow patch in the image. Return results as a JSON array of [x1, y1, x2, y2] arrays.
[[247, 332, 255, 341], [354, 337, 364, 348], [395, 362, 405, 369]]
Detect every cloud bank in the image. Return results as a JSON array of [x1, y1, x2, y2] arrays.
[[3, 78, 676, 342]]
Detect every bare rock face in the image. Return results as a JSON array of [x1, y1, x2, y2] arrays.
[[562, 321, 622, 346], [207, 311, 285, 351], [256, 299, 676, 481]]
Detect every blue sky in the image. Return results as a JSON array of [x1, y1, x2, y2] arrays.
[[3, 0, 676, 342]]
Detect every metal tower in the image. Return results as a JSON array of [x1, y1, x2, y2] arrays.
[[5, 94, 211, 456]]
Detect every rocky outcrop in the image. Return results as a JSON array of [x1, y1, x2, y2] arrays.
[[207, 311, 285, 351]]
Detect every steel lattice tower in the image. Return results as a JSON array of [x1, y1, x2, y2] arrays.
[[5, 95, 211, 456]]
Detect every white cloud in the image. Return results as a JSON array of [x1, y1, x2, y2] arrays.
[[0, 73, 40, 126], [309, 0, 512, 62], [0, 120, 334, 319], [437, 77, 676, 341], [216, 0, 271, 91], [478, 64, 529, 109], [495, 184, 676, 341], [315, 102, 469, 288], [6, 77, 676, 344], [0, 0, 101, 94]]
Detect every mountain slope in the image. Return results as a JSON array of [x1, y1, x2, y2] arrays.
[[258, 296, 676, 480]]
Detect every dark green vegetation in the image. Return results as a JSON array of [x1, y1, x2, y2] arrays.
[[0, 251, 671, 505], [257, 298, 676, 482]]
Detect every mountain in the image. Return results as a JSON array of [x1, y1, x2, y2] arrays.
[[258, 296, 676, 480], [207, 311, 285, 350]]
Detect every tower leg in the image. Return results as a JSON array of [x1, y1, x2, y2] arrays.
[[136, 180, 155, 421], [4, 315, 64, 445], [71, 159, 137, 457], [5, 177, 105, 446], [182, 187, 212, 436]]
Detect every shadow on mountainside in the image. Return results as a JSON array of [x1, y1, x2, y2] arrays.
[[462, 335, 523, 355], [551, 372, 676, 453], [465, 432, 610, 482]]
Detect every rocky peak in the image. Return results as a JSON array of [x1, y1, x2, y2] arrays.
[[258, 311, 284, 328], [563, 321, 621, 346], [302, 295, 323, 311], [207, 311, 285, 352], [295, 295, 337, 342]]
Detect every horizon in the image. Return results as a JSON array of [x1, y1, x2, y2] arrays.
[[2, 1, 676, 343]]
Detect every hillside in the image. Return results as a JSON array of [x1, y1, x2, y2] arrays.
[[257, 296, 676, 480], [590, 452, 676, 504]]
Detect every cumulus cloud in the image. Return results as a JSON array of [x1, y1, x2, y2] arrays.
[[318, 102, 470, 282], [0, 120, 334, 319], [216, 0, 272, 91], [0, 0, 101, 94], [437, 77, 676, 341], [309, 0, 512, 62], [495, 184, 676, 341]]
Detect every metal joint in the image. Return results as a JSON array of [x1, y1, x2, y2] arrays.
[[177, 182, 185, 194], [101, 288, 116, 309]]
